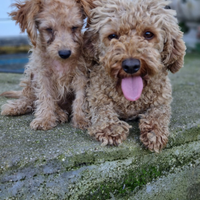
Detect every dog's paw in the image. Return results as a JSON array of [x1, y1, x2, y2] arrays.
[[1, 104, 15, 116], [30, 118, 57, 130], [56, 109, 68, 123], [140, 130, 169, 153], [1, 102, 32, 116], [72, 114, 89, 130], [89, 121, 131, 146]]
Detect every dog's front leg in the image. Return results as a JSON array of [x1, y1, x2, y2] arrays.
[[139, 105, 171, 153], [30, 77, 59, 130], [71, 74, 89, 129], [89, 105, 131, 146]]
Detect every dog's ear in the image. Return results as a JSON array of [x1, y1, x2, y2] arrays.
[[76, 0, 96, 18], [162, 31, 186, 74], [9, 0, 42, 46], [162, 15, 186, 73], [83, 30, 99, 62], [80, 0, 99, 61]]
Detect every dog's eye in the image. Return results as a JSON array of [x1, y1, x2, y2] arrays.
[[108, 34, 119, 40], [144, 31, 154, 40], [46, 28, 53, 33], [72, 26, 78, 32]]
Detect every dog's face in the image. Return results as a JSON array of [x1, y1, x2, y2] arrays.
[[85, 0, 186, 100], [10, 0, 94, 62], [37, 1, 83, 61]]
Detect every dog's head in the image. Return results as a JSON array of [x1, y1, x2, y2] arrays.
[[10, 0, 94, 62], [84, 0, 186, 100]]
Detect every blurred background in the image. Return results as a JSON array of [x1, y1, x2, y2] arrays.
[[0, 0, 200, 74], [171, 0, 200, 51], [0, 0, 29, 73]]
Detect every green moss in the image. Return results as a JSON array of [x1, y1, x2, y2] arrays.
[[79, 166, 162, 199], [168, 126, 200, 148], [75, 140, 200, 199], [121, 167, 161, 191]]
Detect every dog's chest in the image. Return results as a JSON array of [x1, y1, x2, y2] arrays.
[[89, 66, 172, 119], [110, 89, 151, 118], [51, 60, 71, 76], [105, 77, 171, 118]]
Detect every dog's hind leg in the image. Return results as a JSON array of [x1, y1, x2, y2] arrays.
[[0, 90, 22, 99], [1, 78, 35, 116], [1, 98, 33, 116]]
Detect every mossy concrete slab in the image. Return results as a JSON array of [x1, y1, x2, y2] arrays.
[[120, 162, 200, 200], [0, 53, 200, 199]]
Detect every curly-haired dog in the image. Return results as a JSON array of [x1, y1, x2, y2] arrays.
[[1, 0, 93, 130], [84, 0, 186, 152]]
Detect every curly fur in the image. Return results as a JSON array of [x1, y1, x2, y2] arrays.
[[84, 0, 186, 152], [1, 0, 93, 130]]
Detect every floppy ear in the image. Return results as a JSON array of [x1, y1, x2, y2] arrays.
[[9, 0, 42, 46], [162, 19, 186, 74], [76, 0, 96, 18], [83, 30, 99, 62], [79, 0, 99, 61]]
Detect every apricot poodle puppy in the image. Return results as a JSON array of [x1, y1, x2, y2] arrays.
[[1, 0, 92, 130], [84, 0, 186, 152]]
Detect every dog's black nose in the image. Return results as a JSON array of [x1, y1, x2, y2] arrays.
[[122, 58, 140, 74], [58, 50, 71, 59]]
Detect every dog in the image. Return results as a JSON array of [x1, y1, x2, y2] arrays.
[[1, 0, 93, 130], [83, 0, 186, 152]]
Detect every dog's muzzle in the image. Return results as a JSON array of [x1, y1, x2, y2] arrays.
[[58, 50, 71, 59], [122, 58, 140, 74]]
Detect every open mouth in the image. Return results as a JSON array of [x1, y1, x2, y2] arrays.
[[120, 58, 145, 101], [121, 76, 143, 101]]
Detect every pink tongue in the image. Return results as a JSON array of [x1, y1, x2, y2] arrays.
[[121, 76, 143, 101]]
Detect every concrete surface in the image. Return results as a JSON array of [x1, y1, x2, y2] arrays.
[[125, 163, 200, 200], [0, 54, 200, 199]]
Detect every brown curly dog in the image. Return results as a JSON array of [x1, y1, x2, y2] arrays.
[[1, 0, 94, 130], [84, 0, 186, 152]]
